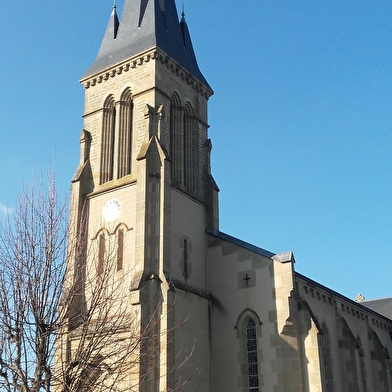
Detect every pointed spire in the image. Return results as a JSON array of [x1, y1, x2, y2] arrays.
[[83, 0, 210, 90], [112, 2, 119, 39], [90, 1, 119, 66], [179, 11, 205, 83]]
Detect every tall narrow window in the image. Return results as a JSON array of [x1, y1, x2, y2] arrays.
[[246, 319, 259, 391], [183, 104, 197, 191], [181, 238, 191, 280], [170, 96, 199, 192], [320, 323, 333, 392], [118, 89, 133, 178], [100, 96, 116, 184], [170, 94, 184, 185], [98, 234, 105, 282], [183, 239, 188, 278], [117, 229, 124, 271]]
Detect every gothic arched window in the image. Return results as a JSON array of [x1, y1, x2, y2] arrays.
[[117, 228, 124, 271], [320, 323, 333, 392], [246, 318, 259, 391], [170, 94, 184, 185], [118, 89, 133, 178], [100, 95, 116, 184], [236, 309, 262, 391], [98, 232, 106, 283], [183, 103, 197, 191]]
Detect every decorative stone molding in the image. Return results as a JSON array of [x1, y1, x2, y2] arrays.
[[80, 50, 213, 99], [298, 275, 392, 333]]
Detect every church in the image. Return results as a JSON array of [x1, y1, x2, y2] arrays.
[[60, 0, 392, 391]]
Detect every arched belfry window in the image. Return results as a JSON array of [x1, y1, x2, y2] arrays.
[[170, 93, 184, 185], [100, 95, 116, 184], [183, 103, 197, 191], [170, 95, 198, 191], [118, 88, 133, 178]]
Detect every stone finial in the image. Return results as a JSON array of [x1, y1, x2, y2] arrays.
[[355, 293, 365, 302]]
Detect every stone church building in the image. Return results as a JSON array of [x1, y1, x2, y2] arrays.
[[62, 0, 392, 391]]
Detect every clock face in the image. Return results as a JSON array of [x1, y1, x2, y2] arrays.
[[102, 199, 121, 222]]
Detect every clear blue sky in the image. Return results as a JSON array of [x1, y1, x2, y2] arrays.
[[1, 1, 391, 300]]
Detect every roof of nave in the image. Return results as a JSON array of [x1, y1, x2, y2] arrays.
[[207, 229, 276, 259], [361, 297, 392, 320]]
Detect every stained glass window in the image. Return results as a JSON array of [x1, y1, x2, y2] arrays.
[[246, 319, 259, 391]]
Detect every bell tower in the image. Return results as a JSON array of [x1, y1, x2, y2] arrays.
[[66, 0, 218, 390]]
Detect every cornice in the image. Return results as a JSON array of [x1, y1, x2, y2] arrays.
[[295, 272, 392, 331], [80, 48, 213, 99]]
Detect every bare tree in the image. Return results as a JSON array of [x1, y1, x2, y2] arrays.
[[0, 178, 194, 392], [0, 176, 67, 392]]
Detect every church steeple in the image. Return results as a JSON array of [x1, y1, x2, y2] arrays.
[[83, 0, 211, 89], [64, 2, 218, 390]]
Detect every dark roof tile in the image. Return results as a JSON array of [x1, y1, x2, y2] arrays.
[[361, 297, 392, 320]]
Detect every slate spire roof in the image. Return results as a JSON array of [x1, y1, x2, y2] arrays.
[[83, 0, 210, 89]]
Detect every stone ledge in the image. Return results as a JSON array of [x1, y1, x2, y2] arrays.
[[80, 49, 213, 99]]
